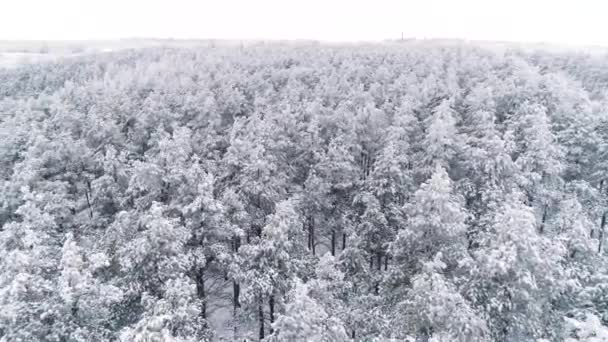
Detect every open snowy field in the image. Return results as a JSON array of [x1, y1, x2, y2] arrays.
[[0, 52, 72, 68], [0, 39, 192, 69]]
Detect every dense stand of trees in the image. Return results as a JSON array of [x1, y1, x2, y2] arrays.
[[1, 42, 608, 341]]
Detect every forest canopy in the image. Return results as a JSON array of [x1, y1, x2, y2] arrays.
[[1, 41, 608, 341]]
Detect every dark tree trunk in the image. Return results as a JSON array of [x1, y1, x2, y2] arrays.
[[342, 233, 346, 250], [84, 180, 93, 219], [384, 255, 388, 271], [539, 205, 548, 234], [306, 215, 316, 255], [258, 301, 265, 341], [375, 252, 382, 295], [599, 213, 606, 253], [233, 236, 241, 312], [269, 295, 275, 335], [331, 229, 336, 256], [233, 281, 240, 310], [311, 216, 316, 256], [305, 217, 311, 250], [195, 266, 206, 319]]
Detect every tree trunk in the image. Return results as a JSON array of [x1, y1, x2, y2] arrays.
[[375, 252, 382, 295], [539, 205, 548, 234], [311, 216, 316, 256], [331, 229, 336, 256], [84, 180, 93, 219], [233, 236, 241, 312], [384, 255, 388, 271], [233, 281, 240, 309], [195, 266, 206, 319], [342, 233, 347, 250], [233, 281, 240, 340], [269, 295, 275, 335], [599, 212, 606, 253], [258, 300, 265, 341], [305, 216, 311, 250]]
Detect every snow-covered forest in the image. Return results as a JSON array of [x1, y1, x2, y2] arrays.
[[1, 41, 608, 341]]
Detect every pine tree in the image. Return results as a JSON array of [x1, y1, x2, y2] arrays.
[[0, 191, 61, 341], [237, 199, 309, 340], [420, 99, 461, 176], [392, 165, 469, 274], [398, 254, 488, 341], [469, 192, 565, 341]]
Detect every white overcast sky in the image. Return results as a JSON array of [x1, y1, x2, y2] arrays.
[[1, 0, 606, 46]]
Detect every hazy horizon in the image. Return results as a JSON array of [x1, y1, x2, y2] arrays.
[[1, 0, 606, 46]]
